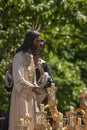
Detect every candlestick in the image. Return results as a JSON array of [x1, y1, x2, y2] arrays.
[[24, 113, 32, 125], [59, 122, 63, 130], [51, 93, 55, 101], [40, 104, 44, 112], [38, 115, 42, 124], [76, 118, 82, 130], [59, 112, 63, 120]]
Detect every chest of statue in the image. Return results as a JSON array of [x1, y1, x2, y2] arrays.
[[22, 53, 35, 83]]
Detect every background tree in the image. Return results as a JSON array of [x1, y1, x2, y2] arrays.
[[0, 0, 87, 113]]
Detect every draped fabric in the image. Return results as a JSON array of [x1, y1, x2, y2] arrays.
[[8, 52, 40, 130], [5, 52, 55, 130]]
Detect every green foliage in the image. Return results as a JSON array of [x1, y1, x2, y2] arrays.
[[0, 0, 87, 113]]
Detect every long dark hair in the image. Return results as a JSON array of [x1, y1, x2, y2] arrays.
[[16, 30, 40, 53]]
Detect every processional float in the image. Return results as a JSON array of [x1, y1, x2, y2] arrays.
[[17, 83, 87, 130]]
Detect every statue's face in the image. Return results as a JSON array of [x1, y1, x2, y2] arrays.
[[33, 36, 41, 48], [32, 36, 45, 56]]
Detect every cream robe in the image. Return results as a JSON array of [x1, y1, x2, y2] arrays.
[[8, 51, 40, 130]]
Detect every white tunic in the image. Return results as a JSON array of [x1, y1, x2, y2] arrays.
[[8, 51, 39, 130]]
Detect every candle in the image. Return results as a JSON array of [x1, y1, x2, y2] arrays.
[[78, 117, 81, 126], [25, 113, 30, 119], [51, 83, 55, 87], [70, 115, 75, 127], [70, 106, 74, 112], [20, 118, 24, 125], [83, 87, 87, 94], [40, 104, 44, 112], [56, 99, 58, 104]]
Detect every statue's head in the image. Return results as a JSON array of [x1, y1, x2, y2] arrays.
[[22, 30, 45, 56]]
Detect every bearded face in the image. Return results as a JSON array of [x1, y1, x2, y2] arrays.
[[22, 30, 45, 55], [31, 36, 45, 56]]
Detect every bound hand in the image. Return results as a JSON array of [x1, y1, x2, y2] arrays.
[[32, 86, 42, 95]]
